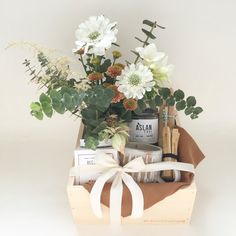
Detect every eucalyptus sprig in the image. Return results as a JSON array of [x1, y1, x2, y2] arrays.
[[132, 19, 165, 64], [132, 87, 203, 119]]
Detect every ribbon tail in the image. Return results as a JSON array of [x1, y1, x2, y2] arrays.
[[110, 173, 123, 224], [122, 173, 144, 218], [90, 169, 116, 218]]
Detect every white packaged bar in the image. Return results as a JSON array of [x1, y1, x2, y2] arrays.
[[74, 147, 118, 184]]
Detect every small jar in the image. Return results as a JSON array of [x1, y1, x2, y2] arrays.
[[128, 109, 159, 144]]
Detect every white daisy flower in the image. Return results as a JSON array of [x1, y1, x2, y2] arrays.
[[136, 43, 165, 65], [73, 15, 118, 56], [150, 56, 174, 81], [136, 43, 174, 84], [116, 63, 155, 99]]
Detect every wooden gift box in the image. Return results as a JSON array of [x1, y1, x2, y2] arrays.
[[67, 123, 197, 224], [67, 176, 196, 224]]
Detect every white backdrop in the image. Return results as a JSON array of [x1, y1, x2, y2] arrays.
[[0, 0, 236, 236]]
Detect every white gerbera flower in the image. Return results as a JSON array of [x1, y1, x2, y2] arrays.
[[136, 43, 165, 65], [73, 15, 118, 56], [150, 56, 174, 81], [116, 64, 155, 99], [136, 43, 174, 84]]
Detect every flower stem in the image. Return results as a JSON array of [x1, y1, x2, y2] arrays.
[[79, 55, 88, 75]]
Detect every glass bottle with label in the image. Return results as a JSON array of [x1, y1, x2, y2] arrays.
[[128, 108, 159, 145]]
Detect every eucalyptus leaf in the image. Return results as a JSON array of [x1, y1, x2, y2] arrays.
[[184, 106, 194, 115], [112, 42, 120, 47], [81, 107, 99, 120], [138, 99, 146, 110], [91, 121, 107, 134], [143, 20, 156, 28], [149, 99, 157, 110], [166, 96, 175, 106], [141, 28, 156, 39], [31, 110, 43, 120], [174, 89, 185, 101], [30, 102, 41, 112], [39, 93, 51, 104], [41, 102, 53, 118], [186, 96, 197, 107], [155, 95, 163, 106], [86, 118, 104, 128], [159, 87, 170, 99], [176, 100, 186, 111], [193, 107, 203, 115], [121, 110, 132, 121], [100, 59, 112, 73], [134, 106, 143, 115], [63, 93, 74, 111], [51, 97, 65, 114], [85, 136, 99, 150], [49, 89, 62, 100], [190, 114, 198, 119]]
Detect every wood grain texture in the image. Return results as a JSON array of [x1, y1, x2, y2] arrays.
[[67, 176, 196, 224]]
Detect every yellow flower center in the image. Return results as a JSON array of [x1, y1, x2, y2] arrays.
[[88, 31, 100, 40], [128, 74, 141, 86]]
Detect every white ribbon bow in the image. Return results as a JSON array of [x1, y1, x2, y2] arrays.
[[70, 152, 195, 224]]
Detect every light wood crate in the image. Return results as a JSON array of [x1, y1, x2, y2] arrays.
[[67, 121, 197, 224], [67, 175, 196, 224]]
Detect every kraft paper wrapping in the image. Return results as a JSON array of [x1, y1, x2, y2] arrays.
[[83, 127, 205, 217]]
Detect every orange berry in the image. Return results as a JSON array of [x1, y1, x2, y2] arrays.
[[123, 98, 138, 111]]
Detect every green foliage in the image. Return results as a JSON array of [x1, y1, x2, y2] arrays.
[[37, 52, 49, 67], [143, 20, 165, 29], [137, 99, 146, 111], [30, 87, 85, 119], [146, 87, 203, 119], [193, 106, 203, 115], [143, 20, 156, 28], [184, 106, 194, 115], [166, 96, 175, 106], [85, 136, 99, 150], [186, 96, 197, 107], [84, 85, 114, 112], [41, 102, 53, 118], [121, 110, 132, 121], [155, 95, 163, 106], [38, 93, 53, 117], [176, 100, 186, 111], [91, 121, 107, 134], [159, 87, 171, 99], [99, 59, 112, 73], [30, 102, 44, 120], [142, 28, 156, 39], [174, 89, 185, 101]]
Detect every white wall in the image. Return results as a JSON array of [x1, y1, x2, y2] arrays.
[[0, 1, 236, 236]]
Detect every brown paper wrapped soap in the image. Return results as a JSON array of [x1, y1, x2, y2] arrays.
[[83, 127, 204, 217]]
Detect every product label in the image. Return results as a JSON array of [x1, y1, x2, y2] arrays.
[[129, 118, 158, 144]]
